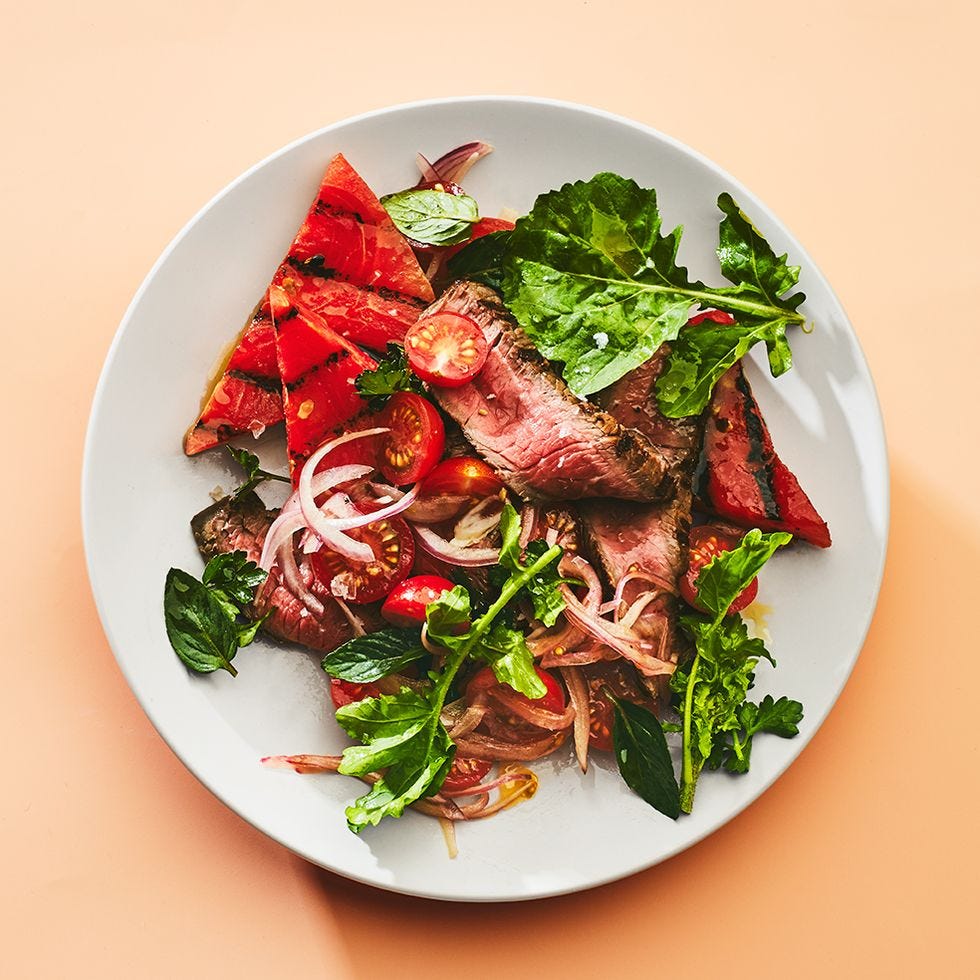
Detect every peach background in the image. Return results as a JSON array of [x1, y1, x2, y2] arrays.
[[2, 0, 977, 976]]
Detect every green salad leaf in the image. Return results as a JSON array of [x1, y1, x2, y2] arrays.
[[227, 446, 290, 500], [321, 627, 428, 683], [163, 552, 268, 677], [447, 173, 807, 412], [381, 188, 480, 246], [354, 343, 424, 409], [671, 529, 800, 812]]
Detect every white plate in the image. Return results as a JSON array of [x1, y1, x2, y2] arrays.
[[82, 96, 888, 902]]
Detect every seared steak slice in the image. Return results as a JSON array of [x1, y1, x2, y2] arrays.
[[191, 492, 363, 654], [429, 281, 675, 503]]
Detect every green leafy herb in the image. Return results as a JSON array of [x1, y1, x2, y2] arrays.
[[693, 528, 792, 626], [163, 552, 268, 676], [612, 697, 680, 819], [446, 229, 511, 289], [226, 446, 290, 499], [381, 188, 480, 246], [354, 343, 425, 409], [489, 174, 805, 410], [671, 529, 799, 812], [332, 525, 564, 832], [496, 505, 567, 628], [321, 628, 427, 683]]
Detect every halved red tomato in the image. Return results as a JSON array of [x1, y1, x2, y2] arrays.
[[378, 391, 445, 485], [582, 662, 650, 752], [680, 524, 758, 615], [310, 514, 415, 605], [466, 666, 565, 712], [420, 456, 503, 498], [405, 312, 489, 388], [441, 756, 493, 792], [330, 678, 381, 709], [381, 575, 455, 627]]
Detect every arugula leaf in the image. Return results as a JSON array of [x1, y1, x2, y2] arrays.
[[381, 188, 480, 246], [693, 528, 793, 626], [496, 504, 567, 628], [475, 622, 545, 699], [163, 552, 268, 677], [321, 628, 427, 683], [164, 569, 242, 676], [446, 230, 511, 289], [489, 174, 805, 409], [612, 697, 681, 819], [226, 446, 290, 499], [354, 343, 424, 409], [424, 586, 472, 646], [709, 695, 804, 774]]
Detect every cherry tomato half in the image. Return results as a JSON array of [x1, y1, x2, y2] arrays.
[[583, 662, 651, 752], [405, 312, 489, 388], [381, 574, 455, 627], [330, 678, 380, 709], [379, 391, 445, 485], [587, 683, 615, 752], [420, 456, 503, 498], [311, 513, 415, 605], [679, 524, 758, 615], [688, 309, 736, 326], [441, 756, 493, 792], [466, 666, 566, 713]]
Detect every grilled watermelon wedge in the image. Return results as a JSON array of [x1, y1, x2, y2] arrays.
[[274, 304, 379, 483], [184, 154, 432, 456]]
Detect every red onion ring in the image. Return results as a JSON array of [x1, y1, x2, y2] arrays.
[[429, 141, 494, 184]]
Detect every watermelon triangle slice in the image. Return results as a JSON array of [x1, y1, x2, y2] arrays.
[[184, 154, 432, 456], [274, 304, 379, 483]]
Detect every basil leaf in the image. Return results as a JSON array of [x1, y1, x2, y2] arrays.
[[164, 568, 241, 676], [693, 528, 792, 626], [354, 343, 424, 410], [612, 697, 680, 819], [381, 188, 480, 246], [321, 628, 427, 683], [446, 230, 511, 289], [474, 622, 547, 699]]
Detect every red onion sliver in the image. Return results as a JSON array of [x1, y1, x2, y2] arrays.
[[259, 510, 305, 572], [518, 503, 539, 548], [329, 482, 421, 532], [430, 141, 494, 183], [414, 525, 499, 567], [415, 152, 440, 183], [489, 687, 575, 731], [560, 666, 591, 773]]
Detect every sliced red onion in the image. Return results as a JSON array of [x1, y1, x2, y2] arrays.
[[334, 596, 366, 637], [405, 493, 471, 524], [439, 769, 535, 799], [282, 548, 324, 618], [329, 482, 420, 532], [415, 152, 440, 184], [298, 429, 388, 563], [259, 510, 305, 572], [612, 570, 675, 610], [559, 584, 657, 663], [260, 754, 342, 773], [540, 645, 607, 669], [430, 141, 494, 184], [451, 495, 503, 545], [518, 503, 539, 549], [617, 590, 664, 629], [563, 554, 603, 608], [453, 730, 566, 762], [488, 687, 575, 731], [560, 666, 590, 773], [414, 525, 499, 567]]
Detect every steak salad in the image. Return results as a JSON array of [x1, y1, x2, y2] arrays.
[[165, 143, 828, 843]]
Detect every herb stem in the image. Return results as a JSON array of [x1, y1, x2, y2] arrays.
[[680, 652, 701, 814]]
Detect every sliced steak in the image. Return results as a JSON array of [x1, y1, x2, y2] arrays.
[[429, 281, 675, 503], [696, 361, 831, 547], [191, 492, 364, 654]]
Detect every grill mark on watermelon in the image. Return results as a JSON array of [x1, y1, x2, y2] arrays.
[[735, 368, 780, 520], [286, 254, 338, 280], [283, 255, 428, 308], [314, 199, 366, 223], [227, 369, 282, 394], [281, 349, 350, 393]]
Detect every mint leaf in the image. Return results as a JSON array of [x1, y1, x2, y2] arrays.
[[227, 446, 290, 499], [381, 188, 480, 246], [446, 229, 511, 288], [164, 569, 241, 676], [693, 528, 792, 626], [321, 628, 427, 683], [612, 697, 680, 819], [201, 551, 267, 609], [354, 343, 424, 410]]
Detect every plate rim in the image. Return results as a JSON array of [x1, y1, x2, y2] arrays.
[[82, 94, 890, 902]]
